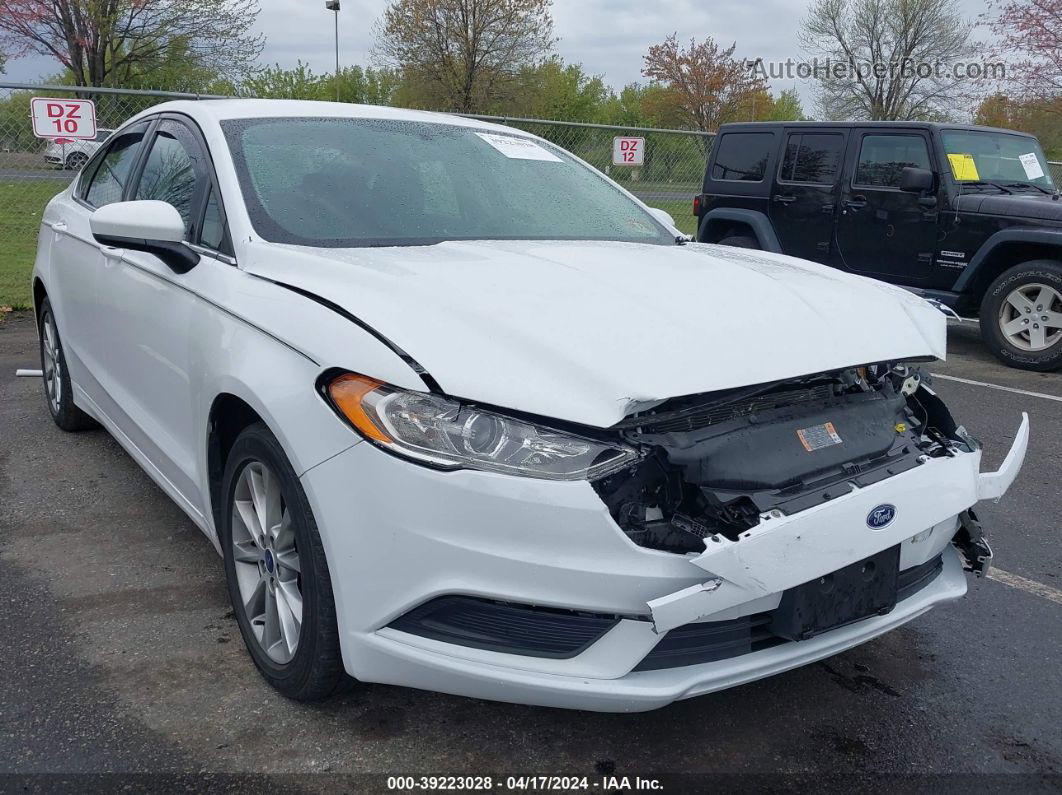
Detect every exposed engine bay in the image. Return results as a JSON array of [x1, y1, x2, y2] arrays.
[[594, 363, 980, 555]]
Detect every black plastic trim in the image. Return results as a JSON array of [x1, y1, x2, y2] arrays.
[[387, 595, 624, 659]]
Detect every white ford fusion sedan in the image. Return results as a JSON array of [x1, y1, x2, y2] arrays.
[[31, 100, 1029, 711]]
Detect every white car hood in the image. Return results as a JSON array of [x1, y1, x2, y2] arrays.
[[244, 239, 945, 427]]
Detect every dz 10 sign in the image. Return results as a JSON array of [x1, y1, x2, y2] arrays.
[[612, 136, 645, 166], [31, 97, 97, 140]]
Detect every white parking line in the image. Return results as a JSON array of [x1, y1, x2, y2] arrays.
[[988, 568, 1062, 606], [930, 373, 1062, 403]]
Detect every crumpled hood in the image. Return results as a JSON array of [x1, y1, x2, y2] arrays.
[[245, 239, 945, 427]]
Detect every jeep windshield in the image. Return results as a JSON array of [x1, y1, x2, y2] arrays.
[[222, 117, 675, 248], [942, 130, 1056, 192]]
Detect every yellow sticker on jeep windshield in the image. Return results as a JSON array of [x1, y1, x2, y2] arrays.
[[948, 153, 980, 181]]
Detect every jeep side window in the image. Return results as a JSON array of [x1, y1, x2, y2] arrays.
[[854, 135, 931, 188], [779, 133, 844, 185], [711, 133, 772, 182]]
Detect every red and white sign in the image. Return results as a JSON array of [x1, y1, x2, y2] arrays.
[[30, 97, 97, 140], [612, 136, 645, 166]]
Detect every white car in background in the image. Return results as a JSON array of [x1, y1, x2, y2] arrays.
[[30, 100, 1029, 711], [44, 128, 113, 170]]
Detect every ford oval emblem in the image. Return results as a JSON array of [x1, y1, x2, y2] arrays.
[[867, 504, 897, 530]]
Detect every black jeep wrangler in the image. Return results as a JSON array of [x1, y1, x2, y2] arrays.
[[695, 121, 1062, 371]]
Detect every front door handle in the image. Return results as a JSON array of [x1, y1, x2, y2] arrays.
[[49, 221, 67, 233], [843, 196, 867, 211], [773, 194, 796, 204]]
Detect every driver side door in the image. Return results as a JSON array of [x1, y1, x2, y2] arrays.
[[835, 131, 940, 286], [93, 116, 231, 518]]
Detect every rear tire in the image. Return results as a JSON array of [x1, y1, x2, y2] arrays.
[[37, 297, 99, 431], [718, 235, 759, 249], [221, 422, 349, 701], [979, 260, 1062, 371]]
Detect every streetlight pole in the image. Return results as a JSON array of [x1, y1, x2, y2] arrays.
[[326, 1, 341, 102]]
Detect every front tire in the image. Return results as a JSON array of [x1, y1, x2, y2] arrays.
[[980, 260, 1062, 371], [37, 297, 99, 431], [221, 422, 348, 701]]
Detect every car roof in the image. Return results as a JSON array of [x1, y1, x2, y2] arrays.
[[717, 120, 1039, 137], [123, 98, 531, 138]]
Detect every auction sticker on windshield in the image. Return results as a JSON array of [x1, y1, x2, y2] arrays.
[[1019, 152, 1045, 180], [475, 132, 562, 162]]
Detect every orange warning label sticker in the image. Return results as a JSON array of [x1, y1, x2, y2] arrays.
[[797, 421, 843, 452]]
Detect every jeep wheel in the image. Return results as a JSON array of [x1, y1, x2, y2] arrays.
[[980, 260, 1062, 371], [717, 235, 759, 249]]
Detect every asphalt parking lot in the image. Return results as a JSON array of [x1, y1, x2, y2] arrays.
[[1, 311, 1060, 791]]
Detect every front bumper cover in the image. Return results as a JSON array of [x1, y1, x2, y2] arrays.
[[648, 413, 1029, 634]]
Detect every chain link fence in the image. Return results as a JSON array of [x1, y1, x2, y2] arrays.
[[3, 81, 1062, 310]]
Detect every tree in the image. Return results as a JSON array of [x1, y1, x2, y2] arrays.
[[974, 92, 1062, 157], [0, 0, 263, 88], [800, 0, 977, 120], [988, 0, 1062, 101], [768, 88, 807, 120], [373, 0, 556, 113], [641, 34, 767, 132], [506, 59, 610, 120]]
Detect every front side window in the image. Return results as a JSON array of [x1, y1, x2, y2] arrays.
[[941, 130, 1055, 189], [199, 188, 227, 251], [710, 133, 772, 182], [134, 122, 203, 233], [222, 117, 674, 248], [780, 133, 844, 184], [855, 134, 931, 188], [83, 125, 148, 207]]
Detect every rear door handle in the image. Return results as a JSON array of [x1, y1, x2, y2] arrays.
[[843, 196, 867, 211], [773, 194, 796, 204]]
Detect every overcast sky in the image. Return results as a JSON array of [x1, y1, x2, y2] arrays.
[[2, 0, 995, 109]]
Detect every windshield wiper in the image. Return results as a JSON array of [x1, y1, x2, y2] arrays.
[[958, 180, 1013, 194], [1001, 181, 1054, 195]]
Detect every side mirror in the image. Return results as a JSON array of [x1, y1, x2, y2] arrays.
[[648, 207, 677, 228], [899, 167, 935, 194], [90, 200, 199, 274]]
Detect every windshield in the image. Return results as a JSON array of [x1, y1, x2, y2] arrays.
[[941, 129, 1055, 190], [222, 117, 673, 247]]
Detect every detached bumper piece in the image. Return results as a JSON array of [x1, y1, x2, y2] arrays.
[[636, 551, 944, 671], [387, 595, 620, 659]]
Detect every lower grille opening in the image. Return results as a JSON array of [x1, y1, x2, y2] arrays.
[[634, 552, 945, 672], [387, 595, 623, 659]]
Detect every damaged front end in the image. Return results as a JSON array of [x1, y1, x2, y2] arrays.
[[593, 363, 1028, 634]]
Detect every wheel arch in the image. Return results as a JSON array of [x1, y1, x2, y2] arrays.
[[952, 229, 1062, 302], [32, 276, 48, 320], [697, 208, 781, 252]]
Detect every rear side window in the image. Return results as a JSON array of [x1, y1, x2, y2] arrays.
[[711, 133, 773, 182], [83, 126, 147, 207], [855, 134, 931, 188], [780, 133, 844, 184]]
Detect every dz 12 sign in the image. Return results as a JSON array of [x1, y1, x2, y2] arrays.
[[612, 136, 645, 166], [31, 97, 97, 139]]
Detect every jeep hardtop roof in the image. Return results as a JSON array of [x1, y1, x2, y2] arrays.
[[715, 120, 1038, 138]]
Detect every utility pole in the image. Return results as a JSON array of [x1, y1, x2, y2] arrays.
[[326, 1, 341, 101]]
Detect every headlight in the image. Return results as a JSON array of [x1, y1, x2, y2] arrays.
[[325, 373, 640, 480]]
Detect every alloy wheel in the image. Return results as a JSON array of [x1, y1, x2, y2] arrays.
[[230, 460, 303, 664], [41, 311, 62, 415], [998, 282, 1062, 352]]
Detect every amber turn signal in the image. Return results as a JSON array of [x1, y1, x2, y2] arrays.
[[328, 373, 392, 443]]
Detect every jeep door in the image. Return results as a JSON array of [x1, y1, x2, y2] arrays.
[[769, 130, 847, 263], [836, 130, 939, 285]]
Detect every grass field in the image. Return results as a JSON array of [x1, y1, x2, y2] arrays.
[[0, 180, 698, 310], [1, 180, 67, 309]]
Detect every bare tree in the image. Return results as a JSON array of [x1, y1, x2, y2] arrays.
[[800, 0, 977, 120], [641, 34, 766, 132], [0, 0, 263, 87], [373, 0, 556, 113]]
